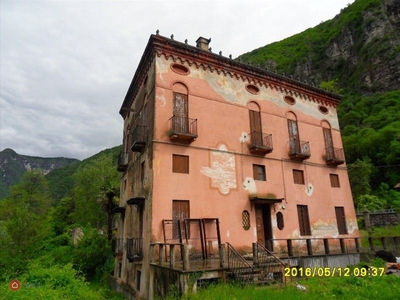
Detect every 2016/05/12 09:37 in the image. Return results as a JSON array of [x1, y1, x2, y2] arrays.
[[284, 267, 385, 277]]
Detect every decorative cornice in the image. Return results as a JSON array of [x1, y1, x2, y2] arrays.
[[120, 34, 341, 118]]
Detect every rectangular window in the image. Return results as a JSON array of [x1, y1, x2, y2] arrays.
[[136, 270, 141, 291], [293, 169, 305, 185], [253, 164, 266, 181], [297, 205, 311, 236], [141, 161, 145, 184], [335, 206, 348, 235], [330, 174, 340, 188], [173, 154, 189, 174]]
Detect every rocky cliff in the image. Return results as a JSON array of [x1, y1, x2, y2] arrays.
[[0, 148, 79, 199], [239, 0, 400, 94]]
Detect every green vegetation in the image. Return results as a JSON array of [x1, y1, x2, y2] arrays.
[[170, 275, 400, 300], [0, 147, 122, 298], [239, 0, 400, 211], [360, 224, 400, 238]]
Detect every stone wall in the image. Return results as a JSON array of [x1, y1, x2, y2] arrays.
[[357, 210, 400, 228]]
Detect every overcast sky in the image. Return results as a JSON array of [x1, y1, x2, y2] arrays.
[[0, 0, 355, 160]]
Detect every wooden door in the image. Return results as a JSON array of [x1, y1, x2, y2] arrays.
[[249, 110, 262, 145], [288, 119, 300, 152], [173, 93, 188, 133], [323, 127, 334, 159], [172, 200, 190, 241], [255, 204, 273, 250]]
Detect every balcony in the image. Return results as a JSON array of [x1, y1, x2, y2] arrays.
[[131, 125, 148, 152], [117, 152, 128, 172], [324, 147, 345, 166], [168, 116, 198, 143], [111, 238, 124, 256], [288, 138, 310, 161], [127, 238, 144, 262], [248, 132, 273, 155]]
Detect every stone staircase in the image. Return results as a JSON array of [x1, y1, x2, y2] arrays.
[[226, 242, 286, 285]]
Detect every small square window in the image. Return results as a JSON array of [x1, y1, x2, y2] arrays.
[[172, 155, 189, 174], [330, 174, 340, 188], [293, 169, 305, 185], [253, 164, 266, 181]]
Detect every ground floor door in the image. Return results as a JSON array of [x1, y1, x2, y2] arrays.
[[255, 204, 273, 251]]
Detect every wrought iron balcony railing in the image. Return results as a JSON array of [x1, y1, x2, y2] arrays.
[[248, 131, 273, 155], [131, 125, 148, 152], [168, 115, 198, 142], [288, 138, 310, 161], [324, 147, 345, 166], [127, 238, 144, 262]]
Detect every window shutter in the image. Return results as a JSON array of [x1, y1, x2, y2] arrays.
[[297, 205, 311, 236], [172, 155, 189, 173], [335, 206, 348, 234]]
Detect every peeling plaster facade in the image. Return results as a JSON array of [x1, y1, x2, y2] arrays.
[[112, 34, 358, 299]]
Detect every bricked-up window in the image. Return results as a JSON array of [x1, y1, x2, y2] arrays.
[[335, 206, 348, 235], [330, 174, 340, 188], [173, 154, 189, 173], [293, 169, 305, 185], [253, 164, 266, 181], [242, 210, 250, 230], [297, 205, 311, 236], [277, 212, 284, 230]]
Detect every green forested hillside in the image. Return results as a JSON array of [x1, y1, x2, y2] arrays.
[[0, 146, 123, 298], [239, 0, 400, 210], [0, 148, 79, 200]]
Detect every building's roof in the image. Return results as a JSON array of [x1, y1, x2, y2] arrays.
[[120, 32, 342, 118]]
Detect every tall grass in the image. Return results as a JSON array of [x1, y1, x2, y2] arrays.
[[177, 275, 400, 300]]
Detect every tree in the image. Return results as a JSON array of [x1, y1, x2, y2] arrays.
[[71, 155, 119, 230], [347, 158, 373, 201], [356, 194, 386, 211], [0, 170, 51, 277]]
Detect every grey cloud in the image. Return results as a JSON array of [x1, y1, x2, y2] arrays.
[[0, 0, 354, 160]]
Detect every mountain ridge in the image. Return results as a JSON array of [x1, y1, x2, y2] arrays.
[[0, 148, 79, 199]]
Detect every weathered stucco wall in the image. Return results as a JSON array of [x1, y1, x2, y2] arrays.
[[151, 55, 358, 249]]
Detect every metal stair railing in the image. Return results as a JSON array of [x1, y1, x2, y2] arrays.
[[226, 242, 254, 283], [253, 242, 286, 283]]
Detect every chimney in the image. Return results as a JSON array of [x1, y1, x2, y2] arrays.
[[196, 37, 211, 51]]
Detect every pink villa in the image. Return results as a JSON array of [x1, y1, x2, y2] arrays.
[[111, 33, 360, 299]]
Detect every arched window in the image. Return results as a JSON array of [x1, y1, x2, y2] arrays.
[[172, 83, 189, 133], [248, 101, 262, 145]]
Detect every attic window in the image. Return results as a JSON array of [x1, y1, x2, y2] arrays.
[[245, 84, 260, 95], [318, 105, 329, 114], [171, 63, 190, 75], [284, 96, 296, 105]]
